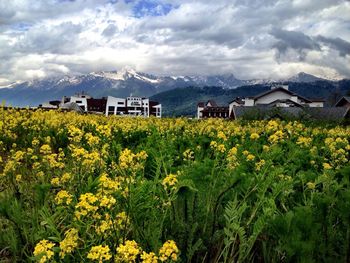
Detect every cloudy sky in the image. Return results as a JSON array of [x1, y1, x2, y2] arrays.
[[0, 0, 349, 85]]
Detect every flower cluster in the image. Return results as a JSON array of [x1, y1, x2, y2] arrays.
[[119, 148, 148, 172], [162, 173, 178, 191], [116, 240, 141, 262], [159, 240, 179, 262], [59, 228, 79, 258], [33, 239, 55, 263], [210, 141, 226, 153], [87, 245, 112, 262], [183, 149, 194, 161], [55, 190, 73, 206]]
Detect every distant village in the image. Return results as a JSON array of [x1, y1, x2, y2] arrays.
[[37, 84, 350, 121], [197, 85, 350, 121], [39, 93, 162, 118]]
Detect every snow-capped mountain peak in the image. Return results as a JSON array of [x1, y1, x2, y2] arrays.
[[90, 67, 161, 84], [286, 72, 326, 83]]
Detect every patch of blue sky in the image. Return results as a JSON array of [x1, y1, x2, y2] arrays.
[[11, 22, 32, 31], [124, 0, 176, 17]]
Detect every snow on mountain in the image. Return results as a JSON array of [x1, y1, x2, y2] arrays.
[[91, 67, 162, 84], [0, 68, 346, 107], [286, 72, 327, 83], [0, 82, 23, 89]]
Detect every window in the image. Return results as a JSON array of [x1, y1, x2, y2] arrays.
[[118, 102, 124, 105], [108, 106, 115, 112], [76, 100, 82, 104]]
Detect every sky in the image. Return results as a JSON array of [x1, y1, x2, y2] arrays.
[[0, 0, 349, 85]]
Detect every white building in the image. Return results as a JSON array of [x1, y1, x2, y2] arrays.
[[105, 96, 161, 117], [228, 85, 324, 118], [197, 85, 325, 119], [66, 93, 92, 112], [57, 93, 161, 117]]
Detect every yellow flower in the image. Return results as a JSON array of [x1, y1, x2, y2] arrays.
[[115, 211, 129, 229], [59, 228, 79, 258], [183, 149, 194, 161], [32, 138, 40, 147], [296, 136, 312, 147], [85, 132, 100, 147], [40, 144, 52, 155], [227, 147, 239, 169], [37, 171, 44, 179], [262, 145, 269, 152], [217, 131, 228, 141], [159, 240, 179, 262], [13, 150, 25, 162], [246, 154, 255, 161], [242, 150, 249, 156], [210, 141, 217, 149], [119, 148, 147, 172], [228, 147, 238, 156], [162, 174, 178, 191], [217, 144, 226, 153], [99, 195, 116, 209], [323, 163, 332, 170], [61, 172, 72, 183], [210, 141, 226, 153], [33, 239, 55, 263], [55, 190, 73, 206], [116, 240, 140, 262], [75, 193, 99, 219], [95, 218, 113, 236], [15, 174, 22, 183], [51, 177, 60, 186], [87, 245, 112, 263], [306, 182, 316, 190], [98, 173, 122, 194], [255, 159, 265, 171], [141, 251, 158, 263], [250, 133, 260, 140]]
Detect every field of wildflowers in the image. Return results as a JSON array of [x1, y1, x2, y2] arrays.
[[0, 108, 350, 262]]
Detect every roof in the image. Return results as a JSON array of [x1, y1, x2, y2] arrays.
[[335, 96, 350, 107], [229, 97, 244, 105], [49, 100, 61, 106], [202, 106, 229, 113], [207, 100, 218, 107], [231, 106, 349, 121], [253, 87, 312, 103], [267, 99, 303, 107], [309, 98, 326, 102], [304, 107, 349, 120], [60, 102, 84, 113]]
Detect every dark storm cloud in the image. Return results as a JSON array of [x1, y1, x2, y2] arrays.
[[316, 35, 350, 57], [270, 28, 321, 55], [16, 22, 84, 54]]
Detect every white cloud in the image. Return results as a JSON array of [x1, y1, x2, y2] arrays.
[[0, 0, 349, 84]]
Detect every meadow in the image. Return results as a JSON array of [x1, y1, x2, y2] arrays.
[[0, 108, 349, 262]]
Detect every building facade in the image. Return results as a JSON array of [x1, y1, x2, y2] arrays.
[[197, 100, 229, 119], [197, 85, 326, 119], [105, 96, 161, 117], [39, 93, 162, 117]]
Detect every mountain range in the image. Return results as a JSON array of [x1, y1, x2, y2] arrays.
[[0, 68, 348, 114]]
